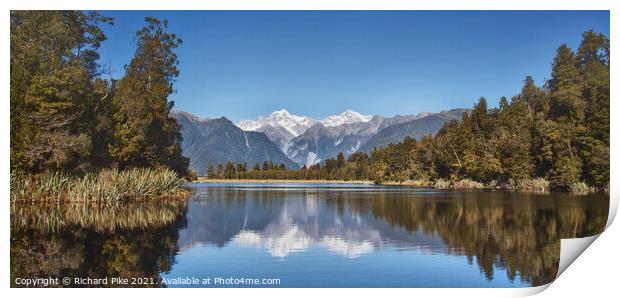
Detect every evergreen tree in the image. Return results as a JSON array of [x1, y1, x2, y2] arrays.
[[518, 76, 548, 117], [236, 162, 247, 177], [109, 17, 189, 176], [576, 31, 610, 189], [495, 96, 534, 181], [336, 152, 346, 168], [225, 161, 235, 178], [216, 163, 223, 178], [548, 44, 584, 189], [206, 162, 215, 178]]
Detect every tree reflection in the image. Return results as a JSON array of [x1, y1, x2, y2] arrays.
[[181, 187, 607, 286], [10, 201, 187, 287], [344, 191, 607, 285]]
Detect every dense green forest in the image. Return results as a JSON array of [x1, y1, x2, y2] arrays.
[[207, 31, 609, 192], [10, 11, 190, 178]]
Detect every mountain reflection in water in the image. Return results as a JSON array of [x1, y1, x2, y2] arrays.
[[11, 185, 608, 287]]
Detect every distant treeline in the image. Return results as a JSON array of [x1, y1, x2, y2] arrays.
[[209, 31, 609, 191], [11, 11, 191, 177]]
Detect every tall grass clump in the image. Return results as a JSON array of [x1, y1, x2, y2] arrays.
[[433, 179, 451, 189], [569, 181, 595, 195], [10, 171, 72, 201], [451, 179, 486, 189], [10, 168, 187, 202], [513, 178, 550, 193]]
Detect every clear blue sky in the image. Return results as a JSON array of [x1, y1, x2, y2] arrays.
[[97, 11, 609, 122]]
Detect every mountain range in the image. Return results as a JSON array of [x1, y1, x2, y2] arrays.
[[357, 109, 469, 153], [172, 108, 468, 174], [172, 111, 298, 175]]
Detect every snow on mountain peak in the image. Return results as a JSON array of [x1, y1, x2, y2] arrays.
[[271, 109, 291, 117], [320, 110, 372, 127], [237, 109, 372, 136], [237, 117, 265, 131], [237, 109, 317, 137]]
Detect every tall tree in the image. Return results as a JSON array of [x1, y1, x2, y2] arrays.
[[109, 17, 189, 176], [225, 161, 235, 178], [206, 162, 215, 178], [547, 44, 584, 189]]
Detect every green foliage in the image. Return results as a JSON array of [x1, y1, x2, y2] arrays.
[[10, 11, 112, 173], [109, 17, 189, 176], [11, 12, 190, 178]]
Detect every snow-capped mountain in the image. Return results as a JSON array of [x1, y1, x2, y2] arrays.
[[233, 108, 469, 166], [237, 109, 372, 153], [321, 109, 372, 127], [238, 109, 373, 135], [238, 109, 317, 138], [285, 115, 418, 166]]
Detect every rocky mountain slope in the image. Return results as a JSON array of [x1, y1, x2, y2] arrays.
[[172, 111, 298, 174], [358, 109, 468, 153]]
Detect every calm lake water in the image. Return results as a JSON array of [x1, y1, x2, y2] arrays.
[[11, 184, 608, 288]]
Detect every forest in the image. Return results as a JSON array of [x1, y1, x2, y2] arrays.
[[205, 30, 610, 193], [10, 11, 609, 195], [10, 11, 194, 201], [11, 11, 190, 177]]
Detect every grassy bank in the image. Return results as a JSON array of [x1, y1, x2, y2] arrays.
[[195, 177, 600, 194], [384, 178, 548, 192], [10, 168, 188, 202], [384, 178, 600, 194]]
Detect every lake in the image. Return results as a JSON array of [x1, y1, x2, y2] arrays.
[[10, 184, 609, 288]]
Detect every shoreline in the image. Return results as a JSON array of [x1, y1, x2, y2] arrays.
[[190, 178, 603, 195], [192, 178, 375, 185]]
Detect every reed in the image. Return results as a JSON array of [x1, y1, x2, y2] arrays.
[[451, 179, 486, 189], [569, 181, 595, 195], [10, 168, 187, 202], [513, 178, 550, 193], [433, 179, 452, 189]]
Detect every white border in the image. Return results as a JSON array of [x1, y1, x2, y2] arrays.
[[2, 1, 617, 297]]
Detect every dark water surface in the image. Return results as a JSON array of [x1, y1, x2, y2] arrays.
[[11, 184, 609, 287]]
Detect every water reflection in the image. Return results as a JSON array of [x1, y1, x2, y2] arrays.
[[176, 186, 608, 286], [10, 201, 187, 287], [10, 185, 608, 287]]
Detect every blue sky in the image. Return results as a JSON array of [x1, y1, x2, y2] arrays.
[[97, 11, 609, 122]]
